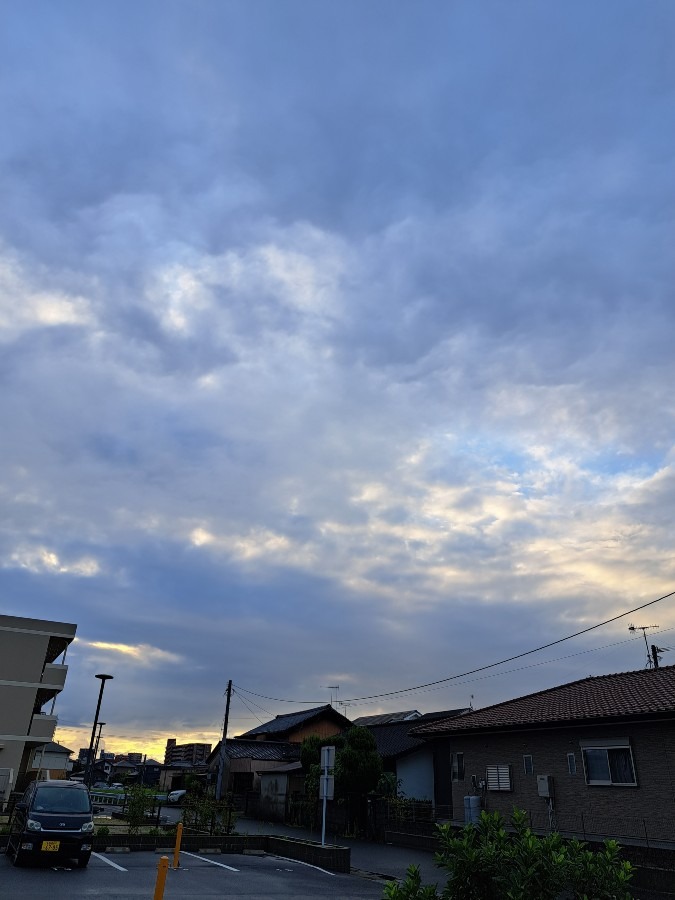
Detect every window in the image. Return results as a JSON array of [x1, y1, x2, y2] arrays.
[[523, 754, 533, 775], [451, 752, 465, 781], [486, 765, 512, 791], [567, 752, 577, 775], [580, 739, 636, 786]]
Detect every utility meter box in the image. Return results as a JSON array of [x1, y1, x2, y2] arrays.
[[537, 774, 554, 797]]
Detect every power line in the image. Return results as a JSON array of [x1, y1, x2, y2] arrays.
[[231, 686, 270, 726], [234, 587, 675, 706]]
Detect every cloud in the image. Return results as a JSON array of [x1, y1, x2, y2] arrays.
[[78, 639, 184, 667], [0, 0, 674, 756]]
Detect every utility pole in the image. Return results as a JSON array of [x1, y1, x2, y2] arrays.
[[651, 645, 660, 669], [215, 680, 232, 801]]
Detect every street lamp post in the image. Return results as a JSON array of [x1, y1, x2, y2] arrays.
[[85, 674, 113, 787], [93, 721, 106, 774]]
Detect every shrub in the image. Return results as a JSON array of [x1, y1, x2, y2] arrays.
[[382, 809, 634, 900]]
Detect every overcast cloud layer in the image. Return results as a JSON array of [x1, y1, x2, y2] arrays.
[[2, 0, 675, 757]]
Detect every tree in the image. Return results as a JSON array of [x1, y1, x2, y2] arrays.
[[334, 727, 382, 798]]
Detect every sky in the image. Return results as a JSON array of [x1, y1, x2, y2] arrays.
[[1, 1, 675, 761]]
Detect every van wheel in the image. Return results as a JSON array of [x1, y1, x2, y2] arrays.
[[77, 853, 91, 868], [11, 847, 25, 867]]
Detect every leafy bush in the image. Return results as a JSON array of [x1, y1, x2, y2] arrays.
[[383, 809, 634, 900], [124, 785, 155, 835], [384, 865, 438, 900]]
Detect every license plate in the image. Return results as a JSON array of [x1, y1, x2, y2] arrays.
[[41, 841, 60, 852]]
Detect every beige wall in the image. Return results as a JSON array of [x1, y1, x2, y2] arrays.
[[0, 615, 76, 804]]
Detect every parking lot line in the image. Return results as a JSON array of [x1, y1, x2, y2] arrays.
[[180, 850, 239, 871], [272, 854, 337, 876], [92, 852, 128, 871]]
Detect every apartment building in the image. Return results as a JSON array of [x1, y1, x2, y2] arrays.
[[164, 738, 212, 765], [0, 614, 77, 805]]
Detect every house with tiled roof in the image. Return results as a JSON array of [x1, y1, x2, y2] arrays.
[[352, 710, 423, 726], [410, 666, 675, 844], [208, 705, 351, 799], [366, 709, 470, 800], [238, 704, 352, 743]]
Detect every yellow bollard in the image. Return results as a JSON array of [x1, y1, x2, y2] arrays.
[[153, 855, 169, 900], [173, 821, 183, 870]]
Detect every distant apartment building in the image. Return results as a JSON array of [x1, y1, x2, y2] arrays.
[[164, 738, 212, 766], [0, 614, 77, 804]]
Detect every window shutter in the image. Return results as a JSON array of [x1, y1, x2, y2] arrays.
[[486, 764, 511, 791]]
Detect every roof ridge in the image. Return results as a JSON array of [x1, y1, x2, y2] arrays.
[[451, 664, 675, 722]]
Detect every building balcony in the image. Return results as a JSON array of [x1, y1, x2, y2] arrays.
[[41, 662, 67, 692], [34, 663, 68, 709], [27, 712, 58, 743]]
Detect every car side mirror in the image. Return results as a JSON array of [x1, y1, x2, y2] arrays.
[[14, 801, 27, 811]]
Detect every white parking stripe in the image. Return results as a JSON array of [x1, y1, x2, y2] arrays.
[[272, 854, 337, 876], [92, 852, 128, 871], [180, 850, 239, 871]]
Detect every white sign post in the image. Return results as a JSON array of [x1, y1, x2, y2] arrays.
[[320, 746, 335, 847]]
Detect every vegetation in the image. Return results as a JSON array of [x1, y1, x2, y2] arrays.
[[124, 785, 156, 834], [301, 727, 382, 799], [383, 809, 634, 900], [181, 792, 236, 835], [299, 727, 382, 836]]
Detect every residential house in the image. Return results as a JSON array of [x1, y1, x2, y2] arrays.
[[27, 741, 73, 781], [366, 709, 470, 801], [208, 704, 352, 798], [0, 614, 76, 805], [411, 666, 675, 844], [110, 756, 162, 786], [208, 738, 303, 798], [238, 704, 352, 743]]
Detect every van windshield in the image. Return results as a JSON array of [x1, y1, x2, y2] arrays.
[[33, 786, 91, 813]]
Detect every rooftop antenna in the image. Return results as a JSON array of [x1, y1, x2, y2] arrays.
[[628, 624, 659, 668], [469, 694, 474, 710], [321, 685, 339, 706]]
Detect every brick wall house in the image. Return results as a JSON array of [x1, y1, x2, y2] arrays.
[[411, 666, 675, 844]]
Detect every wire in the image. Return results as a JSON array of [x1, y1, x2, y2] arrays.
[[234, 587, 675, 705], [231, 686, 270, 726]]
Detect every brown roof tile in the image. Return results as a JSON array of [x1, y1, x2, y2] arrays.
[[411, 665, 675, 737]]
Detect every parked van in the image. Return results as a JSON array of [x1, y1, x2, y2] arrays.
[[6, 780, 94, 867]]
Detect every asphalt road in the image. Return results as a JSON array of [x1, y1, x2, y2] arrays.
[[0, 848, 388, 898]]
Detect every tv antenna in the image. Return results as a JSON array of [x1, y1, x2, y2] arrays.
[[321, 685, 339, 706], [628, 624, 659, 668]]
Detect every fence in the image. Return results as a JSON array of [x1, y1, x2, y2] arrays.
[[379, 799, 675, 849]]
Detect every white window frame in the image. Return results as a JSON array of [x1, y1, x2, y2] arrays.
[[567, 752, 577, 775], [523, 754, 533, 775], [580, 738, 637, 787], [486, 764, 512, 791]]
